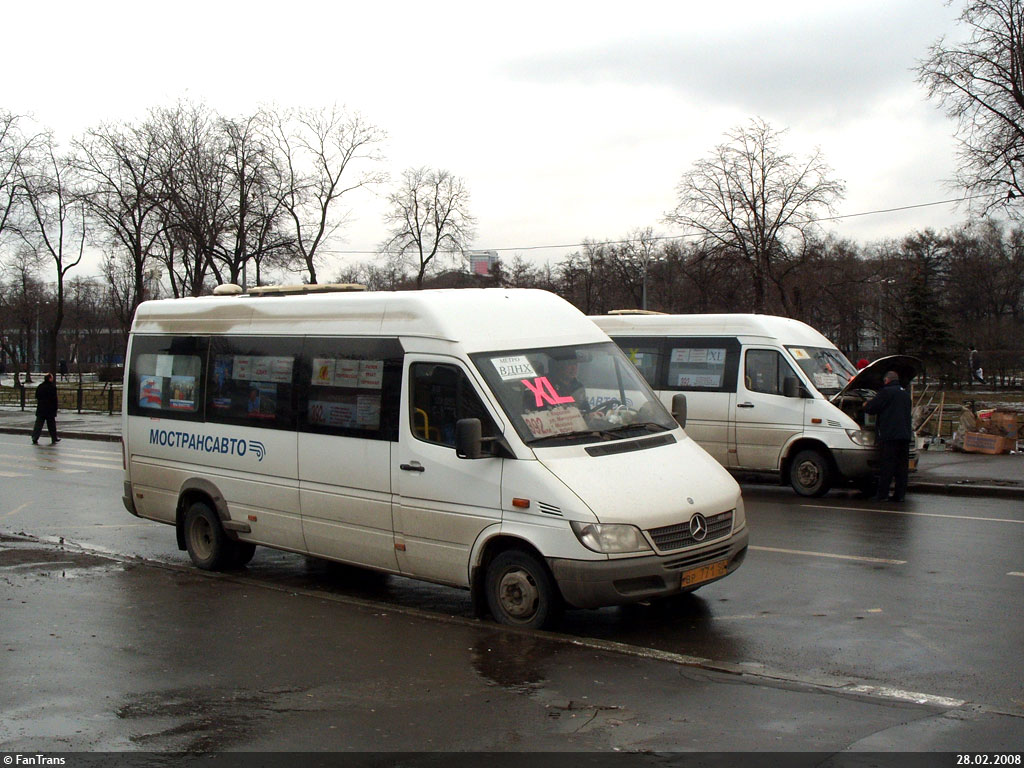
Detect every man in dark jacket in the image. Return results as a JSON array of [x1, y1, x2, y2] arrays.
[[31, 373, 61, 445], [863, 370, 912, 502]]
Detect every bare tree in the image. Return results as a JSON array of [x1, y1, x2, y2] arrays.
[[73, 119, 166, 319], [218, 113, 295, 287], [16, 132, 87, 374], [149, 101, 230, 296], [0, 111, 44, 245], [380, 167, 476, 289], [665, 118, 845, 313], [268, 105, 387, 284], [918, 0, 1024, 212]]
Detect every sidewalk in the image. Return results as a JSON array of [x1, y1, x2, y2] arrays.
[[1, 405, 1021, 498]]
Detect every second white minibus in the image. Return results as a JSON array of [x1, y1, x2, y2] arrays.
[[122, 288, 748, 628], [592, 312, 919, 497]]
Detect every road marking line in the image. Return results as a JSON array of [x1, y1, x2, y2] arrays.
[[35, 467, 85, 474], [0, 471, 29, 478], [0, 452, 120, 471], [2, 503, 29, 519], [845, 684, 965, 708], [805, 504, 1024, 525], [1009, 572, 1024, 578], [751, 545, 906, 565]]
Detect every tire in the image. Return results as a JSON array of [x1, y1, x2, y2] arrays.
[[227, 541, 256, 568], [183, 501, 230, 570], [485, 549, 563, 629], [789, 449, 832, 497]]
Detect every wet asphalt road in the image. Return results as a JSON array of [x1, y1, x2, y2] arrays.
[[2, 436, 1023, 751]]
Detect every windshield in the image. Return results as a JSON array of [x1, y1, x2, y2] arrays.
[[786, 345, 858, 395], [471, 342, 677, 446]]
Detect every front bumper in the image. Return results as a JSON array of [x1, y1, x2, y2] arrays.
[[832, 446, 918, 482], [548, 526, 749, 609]]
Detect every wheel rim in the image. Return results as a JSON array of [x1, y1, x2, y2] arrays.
[[497, 567, 540, 620], [189, 515, 214, 560], [795, 459, 821, 490]]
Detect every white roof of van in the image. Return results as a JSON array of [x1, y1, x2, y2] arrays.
[[591, 312, 835, 348], [132, 288, 607, 353]]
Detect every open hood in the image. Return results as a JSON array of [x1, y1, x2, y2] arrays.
[[831, 355, 921, 402]]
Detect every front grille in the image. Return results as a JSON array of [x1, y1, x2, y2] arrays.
[[647, 510, 734, 552]]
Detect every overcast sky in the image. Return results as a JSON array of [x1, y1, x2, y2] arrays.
[[6, 0, 970, 277]]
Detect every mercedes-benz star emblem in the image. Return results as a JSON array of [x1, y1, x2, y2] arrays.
[[689, 513, 708, 541]]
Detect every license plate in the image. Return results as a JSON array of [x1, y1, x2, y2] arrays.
[[680, 560, 728, 588], [909, 457, 918, 470]]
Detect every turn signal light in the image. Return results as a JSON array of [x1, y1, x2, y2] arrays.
[[512, 498, 530, 509]]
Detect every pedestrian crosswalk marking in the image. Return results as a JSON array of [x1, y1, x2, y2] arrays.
[[0, 471, 29, 478]]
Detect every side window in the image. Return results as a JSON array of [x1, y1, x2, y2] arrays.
[[128, 335, 207, 422], [745, 349, 799, 395], [410, 363, 496, 448], [299, 337, 403, 441], [612, 340, 661, 387], [206, 337, 298, 431], [665, 338, 740, 393]]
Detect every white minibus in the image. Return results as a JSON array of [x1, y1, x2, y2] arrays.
[[591, 312, 919, 497], [121, 287, 748, 628]]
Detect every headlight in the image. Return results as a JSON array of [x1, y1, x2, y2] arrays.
[[733, 496, 746, 530], [846, 429, 875, 447], [570, 521, 652, 554]]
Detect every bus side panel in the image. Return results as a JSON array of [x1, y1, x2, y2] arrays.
[[298, 433, 398, 571], [126, 417, 304, 551]]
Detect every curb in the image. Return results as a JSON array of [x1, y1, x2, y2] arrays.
[[907, 480, 1024, 501]]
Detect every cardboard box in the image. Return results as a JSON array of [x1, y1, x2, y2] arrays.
[[962, 431, 1013, 455], [989, 411, 1021, 439]]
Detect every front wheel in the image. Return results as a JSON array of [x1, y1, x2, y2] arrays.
[[183, 501, 230, 570], [485, 550, 562, 629], [789, 449, 832, 497]]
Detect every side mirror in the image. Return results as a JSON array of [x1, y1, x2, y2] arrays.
[[455, 418, 483, 459], [671, 393, 687, 429], [783, 377, 805, 398]]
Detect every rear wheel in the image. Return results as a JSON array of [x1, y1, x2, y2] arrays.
[[485, 550, 562, 629], [183, 501, 230, 570], [789, 449, 832, 497]]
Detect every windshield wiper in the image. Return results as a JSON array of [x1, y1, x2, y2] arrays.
[[526, 429, 605, 446], [599, 422, 669, 438]]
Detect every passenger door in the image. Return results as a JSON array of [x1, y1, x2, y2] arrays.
[[391, 357, 504, 586], [734, 348, 805, 471]]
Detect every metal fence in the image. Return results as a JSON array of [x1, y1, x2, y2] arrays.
[[0, 384, 123, 415]]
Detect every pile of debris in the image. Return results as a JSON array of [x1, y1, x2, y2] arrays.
[[952, 407, 1022, 454]]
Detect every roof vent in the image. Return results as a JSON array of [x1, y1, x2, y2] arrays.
[[246, 283, 367, 297], [213, 283, 244, 296]]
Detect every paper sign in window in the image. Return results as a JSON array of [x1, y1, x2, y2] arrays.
[[358, 360, 383, 389], [521, 406, 588, 438], [312, 358, 335, 386], [677, 374, 721, 388], [169, 376, 196, 411], [155, 355, 174, 377], [813, 372, 840, 389], [333, 360, 361, 387], [493, 355, 537, 381], [139, 377, 163, 408]]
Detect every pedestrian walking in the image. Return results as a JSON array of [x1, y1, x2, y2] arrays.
[[968, 345, 985, 385], [59, 359, 69, 381], [863, 370, 912, 502], [31, 373, 61, 445]]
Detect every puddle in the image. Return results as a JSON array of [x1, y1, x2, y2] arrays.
[[0, 540, 122, 578]]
